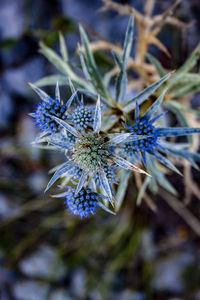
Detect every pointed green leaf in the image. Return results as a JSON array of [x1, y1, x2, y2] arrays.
[[123, 72, 173, 112], [146, 53, 166, 78], [59, 32, 68, 62], [79, 25, 110, 98], [122, 15, 134, 66], [142, 89, 167, 121]]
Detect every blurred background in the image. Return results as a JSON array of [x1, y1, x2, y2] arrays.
[[0, 0, 200, 299]]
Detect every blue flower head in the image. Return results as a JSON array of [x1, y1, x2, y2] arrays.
[[42, 94, 149, 205], [64, 187, 99, 218], [122, 89, 200, 174], [71, 104, 93, 130], [30, 83, 68, 134]]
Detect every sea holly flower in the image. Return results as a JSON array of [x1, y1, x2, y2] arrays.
[[29, 82, 71, 135], [122, 89, 200, 174], [29, 82, 94, 138], [43, 94, 150, 204], [71, 103, 94, 130], [54, 187, 115, 218], [64, 187, 99, 218]]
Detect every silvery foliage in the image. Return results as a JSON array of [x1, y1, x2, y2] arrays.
[[30, 16, 200, 217]]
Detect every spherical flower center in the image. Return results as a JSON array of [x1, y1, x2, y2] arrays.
[[71, 106, 93, 129], [123, 119, 158, 155], [131, 119, 158, 151], [74, 134, 109, 171], [64, 187, 99, 218], [35, 99, 67, 133]]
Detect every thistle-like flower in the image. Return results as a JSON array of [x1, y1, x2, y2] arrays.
[[29, 83, 69, 134], [40, 89, 149, 204], [64, 187, 99, 218], [122, 90, 200, 174], [71, 104, 93, 130]]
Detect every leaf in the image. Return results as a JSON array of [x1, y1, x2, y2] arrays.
[[136, 177, 151, 206], [157, 127, 200, 137], [46, 139, 69, 149], [112, 155, 150, 176], [75, 171, 88, 195], [122, 15, 134, 66], [103, 70, 113, 88], [79, 25, 109, 98], [45, 162, 73, 192], [135, 100, 139, 121], [34, 75, 68, 87], [166, 43, 200, 89], [49, 162, 67, 174], [115, 67, 127, 104], [145, 152, 176, 194], [52, 191, 70, 198], [29, 83, 52, 103], [98, 202, 116, 215], [68, 78, 80, 106], [55, 82, 60, 102], [78, 43, 91, 81], [101, 114, 118, 132], [107, 133, 132, 145], [115, 169, 131, 210], [159, 140, 200, 169], [112, 50, 123, 69], [93, 95, 101, 133], [123, 72, 173, 112], [66, 91, 78, 110], [78, 88, 114, 108], [59, 32, 68, 62], [164, 100, 200, 115], [49, 115, 80, 137], [164, 101, 193, 143], [149, 149, 181, 175], [39, 41, 87, 88], [142, 89, 167, 121], [146, 53, 166, 78], [107, 133, 147, 145], [170, 80, 200, 98], [98, 169, 113, 203]]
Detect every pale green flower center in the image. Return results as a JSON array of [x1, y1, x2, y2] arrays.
[[74, 135, 109, 171]]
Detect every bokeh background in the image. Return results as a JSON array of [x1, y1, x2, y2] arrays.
[[0, 0, 200, 299]]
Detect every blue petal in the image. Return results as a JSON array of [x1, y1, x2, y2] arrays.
[[157, 127, 200, 137]]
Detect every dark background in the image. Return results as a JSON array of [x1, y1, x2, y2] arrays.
[[0, 1, 200, 300]]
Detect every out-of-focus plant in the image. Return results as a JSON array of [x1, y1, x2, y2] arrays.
[[29, 9, 200, 219]]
